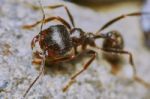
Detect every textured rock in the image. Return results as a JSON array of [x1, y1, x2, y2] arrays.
[[0, 0, 150, 99]]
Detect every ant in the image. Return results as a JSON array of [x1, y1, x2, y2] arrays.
[[22, 2, 150, 97]]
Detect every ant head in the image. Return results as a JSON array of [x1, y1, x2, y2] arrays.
[[103, 30, 124, 49], [106, 30, 122, 40]]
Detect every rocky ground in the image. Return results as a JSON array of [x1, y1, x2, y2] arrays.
[[0, 0, 150, 99]]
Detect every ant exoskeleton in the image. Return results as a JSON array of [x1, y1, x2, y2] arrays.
[[22, 2, 150, 97]]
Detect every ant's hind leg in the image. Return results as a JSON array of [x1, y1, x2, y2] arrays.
[[63, 50, 96, 92], [22, 16, 71, 30], [27, 4, 75, 27], [44, 4, 75, 27]]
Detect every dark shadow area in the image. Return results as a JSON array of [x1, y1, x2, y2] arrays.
[[34, 52, 92, 77], [65, 0, 142, 8]]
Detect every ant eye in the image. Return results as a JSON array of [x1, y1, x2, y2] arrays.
[[107, 32, 112, 38]]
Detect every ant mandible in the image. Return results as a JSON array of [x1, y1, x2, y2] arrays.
[[22, 2, 150, 97]]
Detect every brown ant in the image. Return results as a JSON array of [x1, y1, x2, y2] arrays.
[[22, 2, 150, 97]]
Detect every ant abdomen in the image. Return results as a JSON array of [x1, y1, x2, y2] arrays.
[[103, 31, 124, 50], [40, 25, 73, 57]]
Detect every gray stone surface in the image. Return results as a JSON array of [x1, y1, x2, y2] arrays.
[[0, 0, 150, 99]]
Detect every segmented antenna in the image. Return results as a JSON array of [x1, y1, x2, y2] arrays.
[[39, 0, 45, 35], [23, 0, 46, 98]]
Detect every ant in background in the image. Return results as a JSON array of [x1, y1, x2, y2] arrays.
[[22, 1, 150, 97]]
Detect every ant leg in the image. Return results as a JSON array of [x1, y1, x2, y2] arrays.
[[96, 12, 150, 33], [63, 50, 96, 92], [32, 51, 43, 65], [134, 76, 150, 88], [24, 51, 79, 97], [50, 55, 77, 63], [23, 54, 45, 98], [102, 48, 135, 74], [31, 35, 39, 49], [27, 4, 75, 27], [22, 16, 71, 30], [44, 4, 75, 27], [102, 48, 150, 88], [31, 35, 42, 65], [32, 59, 42, 65]]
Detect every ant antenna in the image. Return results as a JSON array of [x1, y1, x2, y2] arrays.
[[23, 0, 46, 98], [39, 0, 45, 35], [23, 54, 45, 97]]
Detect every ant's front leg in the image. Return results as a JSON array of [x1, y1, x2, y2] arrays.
[[31, 35, 42, 65], [31, 35, 44, 68], [102, 48, 135, 74], [102, 48, 150, 88], [32, 51, 43, 66], [31, 35, 39, 49]]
